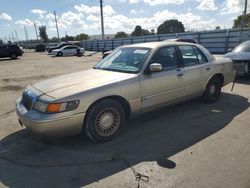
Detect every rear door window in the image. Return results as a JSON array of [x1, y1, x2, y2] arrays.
[[179, 45, 199, 66]]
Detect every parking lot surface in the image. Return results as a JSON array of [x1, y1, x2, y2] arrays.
[[0, 51, 249, 188]]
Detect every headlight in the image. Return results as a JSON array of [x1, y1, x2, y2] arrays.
[[33, 100, 79, 113]]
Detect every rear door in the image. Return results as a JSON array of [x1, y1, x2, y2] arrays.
[[62, 46, 72, 55], [0, 45, 8, 57], [139, 46, 187, 109], [177, 45, 212, 95]]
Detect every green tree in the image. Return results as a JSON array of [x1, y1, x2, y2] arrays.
[[151, 29, 155, 35], [157, 19, 185, 34], [75, 33, 89, 41], [61, 35, 75, 41], [142, 29, 151, 35], [215, 26, 221, 30], [49, 37, 59, 43], [233, 13, 250, 28], [114, 31, 128, 39], [131, 25, 142, 37], [38, 25, 48, 43]]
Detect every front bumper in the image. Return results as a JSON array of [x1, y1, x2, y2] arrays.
[[233, 61, 249, 76], [16, 102, 85, 137]]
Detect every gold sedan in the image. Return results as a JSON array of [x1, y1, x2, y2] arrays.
[[16, 42, 235, 142]]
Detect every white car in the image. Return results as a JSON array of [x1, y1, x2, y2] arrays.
[[224, 40, 250, 76], [51, 45, 85, 57]]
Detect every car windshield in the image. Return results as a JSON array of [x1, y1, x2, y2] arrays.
[[94, 47, 151, 73], [232, 41, 250, 53]]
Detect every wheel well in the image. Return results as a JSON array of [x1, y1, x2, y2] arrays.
[[211, 73, 224, 86], [86, 96, 131, 119]]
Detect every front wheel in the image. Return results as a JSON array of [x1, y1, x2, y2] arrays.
[[84, 99, 126, 142], [57, 52, 63, 56], [10, 53, 17, 59], [202, 77, 222, 103]]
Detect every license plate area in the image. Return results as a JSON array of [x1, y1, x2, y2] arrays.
[[17, 103, 28, 115], [233, 63, 248, 74]]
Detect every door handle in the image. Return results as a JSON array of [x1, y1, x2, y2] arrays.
[[177, 73, 183, 77], [205, 67, 211, 71]]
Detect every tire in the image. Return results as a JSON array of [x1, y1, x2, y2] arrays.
[[84, 99, 126, 142], [202, 77, 222, 103], [57, 52, 63, 56], [77, 52, 82, 57], [10, 53, 17, 59]]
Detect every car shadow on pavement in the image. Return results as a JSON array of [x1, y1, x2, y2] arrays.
[[0, 93, 249, 188], [0, 58, 20, 62]]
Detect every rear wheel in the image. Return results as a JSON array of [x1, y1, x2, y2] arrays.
[[84, 99, 126, 142], [57, 52, 63, 56], [202, 77, 222, 103], [10, 53, 17, 59]]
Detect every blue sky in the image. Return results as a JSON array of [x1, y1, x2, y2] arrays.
[[0, 0, 248, 40]]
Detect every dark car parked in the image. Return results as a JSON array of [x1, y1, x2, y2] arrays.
[[0, 44, 23, 59], [47, 42, 80, 53]]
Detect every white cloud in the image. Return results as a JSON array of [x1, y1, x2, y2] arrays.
[[130, 9, 137, 14], [59, 11, 85, 29], [144, 0, 185, 5], [31, 9, 47, 14], [0, 13, 12, 21], [101, 9, 218, 33], [196, 0, 217, 10], [74, 4, 115, 16], [31, 9, 47, 19], [130, 9, 144, 14], [221, 0, 250, 14], [15, 19, 33, 26], [129, 0, 141, 3]]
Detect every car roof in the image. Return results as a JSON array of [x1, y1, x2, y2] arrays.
[[121, 41, 199, 49]]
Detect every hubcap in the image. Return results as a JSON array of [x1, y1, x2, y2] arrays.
[[95, 107, 120, 137], [210, 84, 216, 95]]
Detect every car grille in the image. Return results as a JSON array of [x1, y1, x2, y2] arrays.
[[234, 61, 250, 74], [22, 92, 33, 111]]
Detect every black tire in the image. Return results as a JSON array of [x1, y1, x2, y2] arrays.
[[84, 99, 126, 142], [10, 53, 17, 59], [202, 77, 222, 103], [57, 52, 63, 56]]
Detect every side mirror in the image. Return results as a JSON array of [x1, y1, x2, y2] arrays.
[[227, 48, 232, 52], [149, 63, 162, 72]]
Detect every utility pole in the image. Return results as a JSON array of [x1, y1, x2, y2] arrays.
[[24, 26, 28, 41], [15, 30, 19, 42], [54, 10, 60, 42], [11, 32, 15, 42], [34, 22, 39, 41], [100, 0, 104, 40], [240, 0, 248, 42]]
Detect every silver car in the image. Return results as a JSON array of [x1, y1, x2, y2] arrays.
[[224, 40, 250, 76], [16, 42, 235, 142]]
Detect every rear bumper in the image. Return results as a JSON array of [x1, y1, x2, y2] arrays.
[[16, 102, 85, 137]]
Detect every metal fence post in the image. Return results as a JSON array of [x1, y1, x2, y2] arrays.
[[197, 32, 201, 44], [225, 29, 230, 53]]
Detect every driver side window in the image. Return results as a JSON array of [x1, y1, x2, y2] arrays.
[[150, 46, 178, 70]]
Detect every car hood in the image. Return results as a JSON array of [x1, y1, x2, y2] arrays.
[[32, 69, 137, 99], [52, 49, 60, 52], [224, 52, 250, 60]]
